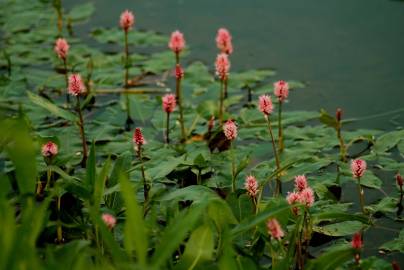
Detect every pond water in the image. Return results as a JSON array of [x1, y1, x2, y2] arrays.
[[68, 0, 404, 131], [66, 0, 404, 264]]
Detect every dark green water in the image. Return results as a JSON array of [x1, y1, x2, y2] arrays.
[[68, 0, 404, 130]]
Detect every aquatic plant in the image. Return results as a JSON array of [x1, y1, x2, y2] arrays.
[[0, 1, 403, 269]]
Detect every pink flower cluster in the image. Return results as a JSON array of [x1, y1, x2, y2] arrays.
[[273, 80, 289, 102], [68, 74, 86, 96], [351, 232, 363, 249], [286, 175, 315, 213], [258, 95, 273, 116], [102, 213, 117, 230], [41, 141, 58, 158], [396, 173, 403, 187], [351, 159, 367, 178], [120, 10, 135, 31], [244, 175, 259, 197], [169, 30, 185, 54], [162, 94, 176, 113], [175, 64, 184, 79], [215, 53, 230, 80], [216, 28, 233, 55], [223, 119, 237, 141], [54, 38, 69, 60], [266, 218, 284, 240], [133, 128, 145, 146]]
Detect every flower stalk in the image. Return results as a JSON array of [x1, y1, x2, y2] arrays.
[[336, 108, 347, 162], [76, 96, 88, 167], [266, 115, 282, 195]]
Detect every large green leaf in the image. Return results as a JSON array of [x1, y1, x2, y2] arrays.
[[27, 91, 77, 122], [175, 224, 214, 270], [150, 202, 208, 269], [307, 246, 355, 270], [119, 173, 148, 267]]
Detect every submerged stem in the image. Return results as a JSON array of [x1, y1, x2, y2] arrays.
[[266, 116, 282, 196]]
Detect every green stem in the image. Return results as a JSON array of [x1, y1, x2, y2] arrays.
[[45, 166, 52, 191], [278, 101, 284, 153], [76, 96, 88, 167], [357, 177, 366, 214], [138, 147, 148, 211], [57, 194, 63, 243], [166, 112, 170, 144], [219, 79, 224, 124], [336, 122, 347, 162], [224, 77, 228, 99], [265, 116, 282, 196], [124, 30, 132, 128], [231, 141, 236, 193], [63, 58, 69, 105], [177, 75, 186, 142], [197, 168, 202, 185]]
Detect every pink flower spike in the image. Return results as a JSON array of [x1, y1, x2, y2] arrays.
[[351, 232, 363, 249], [294, 175, 308, 192], [273, 80, 289, 102], [258, 95, 273, 116], [336, 108, 343, 122], [298, 187, 315, 207], [54, 38, 69, 60], [208, 116, 215, 132], [68, 74, 86, 96], [41, 141, 58, 158], [162, 94, 176, 113], [169, 30, 185, 54], [175, 64, 184, 79], [216, 28, 233, 55], [245, 175, 259, 197], [215, 53, 230, 81], [396, 173, 403, 187], [351, 159, 367, 178], [267, 218, 284, 240], [120, 10, 135, 32], [102, 213, 117, 230], [133, 128, 145, 146], [286, 192, 300, 205], [223, 120, 237, 141]]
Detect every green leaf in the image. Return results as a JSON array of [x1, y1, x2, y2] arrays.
[[307, 246, 355, 270], [27, 92, 77, 122], [313, 221, 364, 236], [86, 141, 96, 190], [175, 224, 214, 270], [68, 3, 95, 22], [146, 155, 184, 179], [93, 157, 111, 208], [119, 173, 148, 267], [380, 229, 404, 253], [319, 109, 337, 129], [374, 130, 404, 154], [231, 201, 290, 235], [150, 202, 208, 269]]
